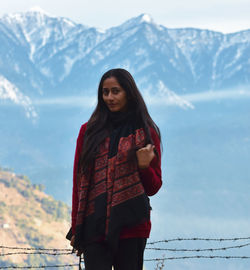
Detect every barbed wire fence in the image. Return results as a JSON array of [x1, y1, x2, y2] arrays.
[[1, 236, 250, 269]]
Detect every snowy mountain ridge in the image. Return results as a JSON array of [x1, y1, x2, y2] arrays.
[[0, 9, 249, 118], [1, 9, 87, 62]]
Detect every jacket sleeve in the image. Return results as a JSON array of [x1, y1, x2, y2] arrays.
[[71, 123, 87, 235], [138, 127, 162, 196]]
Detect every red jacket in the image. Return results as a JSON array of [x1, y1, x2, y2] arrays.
[[71, 122, 162, 239]]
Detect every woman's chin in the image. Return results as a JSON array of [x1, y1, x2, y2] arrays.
[[109, 107, 120, 112]]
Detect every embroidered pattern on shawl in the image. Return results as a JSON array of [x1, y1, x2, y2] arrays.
[[74, 127, 150, 250]]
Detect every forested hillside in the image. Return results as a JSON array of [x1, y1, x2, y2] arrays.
[[0, 168, 78, 268]]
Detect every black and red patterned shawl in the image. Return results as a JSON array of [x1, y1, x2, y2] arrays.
[[73, 112, 150, 250]]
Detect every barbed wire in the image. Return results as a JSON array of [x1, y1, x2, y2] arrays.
[[0, 264, 79, 269], [0, 251, 73, 256], [2, 241, 249, 255], [2, 236, 250, 251], [146, 242, 250, 252], [1, 236, 250, 269], [0, 246, 71, 251], [145, 255, 250, 261], [147, 236, 250, 245]]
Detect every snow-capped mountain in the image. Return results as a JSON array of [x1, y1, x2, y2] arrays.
[[0, 9, 250, 118], [0, 8, 104, 97]]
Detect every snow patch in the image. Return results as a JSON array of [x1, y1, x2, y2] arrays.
[[140, 14, 153, 24], [91, 51, 105, 65], [144, 80, 194, 109], [157, 80, 194, 108], [0, 76, 37, 119], [59, 56, 76, 82], [62, 18, 75, 28], [224, 48, 243, 69]]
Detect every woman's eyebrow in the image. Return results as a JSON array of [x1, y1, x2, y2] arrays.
[[102, 86, 120, 90]]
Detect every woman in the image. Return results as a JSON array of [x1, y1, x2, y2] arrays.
[[69, 68, 162, 270]]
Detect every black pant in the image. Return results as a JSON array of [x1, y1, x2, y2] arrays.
[[83, 238, 147, 270]]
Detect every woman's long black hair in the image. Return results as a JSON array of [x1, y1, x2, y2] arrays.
[[79, 68, 161, 174]]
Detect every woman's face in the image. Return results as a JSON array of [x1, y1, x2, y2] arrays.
[[102, 77, 127, 112]]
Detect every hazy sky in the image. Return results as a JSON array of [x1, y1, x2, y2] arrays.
[[0, 0, 249, 33]]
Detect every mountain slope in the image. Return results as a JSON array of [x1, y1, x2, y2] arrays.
[[0, 168, 77, 268], [0, 11, 249, 111], [0, 75, 37, 118]]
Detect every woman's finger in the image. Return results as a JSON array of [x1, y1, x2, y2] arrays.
[[140, 144, 154, 151], [145, 144, 152, 150]]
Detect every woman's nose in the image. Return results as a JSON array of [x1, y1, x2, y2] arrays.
[[107, 92, 114, 100]]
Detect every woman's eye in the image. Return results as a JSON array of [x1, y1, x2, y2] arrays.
[[103, 89, 109, 95], [112, 89, 119, 94]]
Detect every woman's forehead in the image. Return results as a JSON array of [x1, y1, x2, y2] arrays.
[[103, 77, 121, 87]]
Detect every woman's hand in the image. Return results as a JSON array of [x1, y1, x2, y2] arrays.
[[70, 235, 83, 256], [136, 144, 155, 169]]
